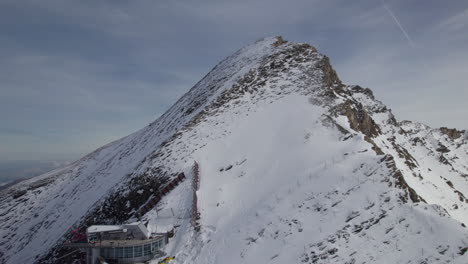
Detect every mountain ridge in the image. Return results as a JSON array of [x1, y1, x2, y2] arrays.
[[0, 36, 467, 264]]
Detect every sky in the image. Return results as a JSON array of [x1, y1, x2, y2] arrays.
[[0, 0, 467, 162]]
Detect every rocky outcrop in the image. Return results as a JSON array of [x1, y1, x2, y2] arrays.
[[272, 36, 287, 47], [350, 85, 375, 100], [335, 100, 381, 138], [382, 155, 424, 203], [440, 127, 464, 140], [317, 56, 342, 91]]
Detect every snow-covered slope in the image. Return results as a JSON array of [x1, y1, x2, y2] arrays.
[[156, 95, 467, 264], [0, 37, 467, 264]]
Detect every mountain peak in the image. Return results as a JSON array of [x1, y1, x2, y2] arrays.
[[1, 38, 467, 264]]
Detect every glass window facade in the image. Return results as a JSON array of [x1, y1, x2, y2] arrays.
[[98, 237, 165, 260], [116, 247, 124, 258], [134, 245, 143, 257], [143, 244, 151, 255], [124, 247, 133, 258]]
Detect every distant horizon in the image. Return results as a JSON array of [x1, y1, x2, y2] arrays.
[[0, 159, 71, 187]]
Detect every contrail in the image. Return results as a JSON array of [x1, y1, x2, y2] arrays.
[[381, 0, 415, 48]]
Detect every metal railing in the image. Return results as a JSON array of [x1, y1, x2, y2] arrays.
[[191, 161, 200, 230]]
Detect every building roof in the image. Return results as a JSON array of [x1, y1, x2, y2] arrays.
[[87, 225, 123, 233], [86, 222, 149, 239]]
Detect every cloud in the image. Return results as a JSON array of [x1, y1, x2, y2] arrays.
[[436, 8, 468, 32]]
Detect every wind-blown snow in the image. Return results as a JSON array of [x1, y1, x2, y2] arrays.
[[147, 95, 468, 264]]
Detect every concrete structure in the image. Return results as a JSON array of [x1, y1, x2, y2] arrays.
[[87, 223, 150, 242], [70, 223, 167, 264]]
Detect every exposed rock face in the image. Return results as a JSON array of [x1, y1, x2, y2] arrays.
[[440, 127, 465, 140], [436, 143, 451, 153], [336, 100, 381, 138], [350, 85, 375, 99], [317, 55, 343, 91], [272, 36, 287, 47], [382, 155, 423, 203]]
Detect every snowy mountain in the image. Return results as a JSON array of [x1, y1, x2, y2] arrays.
[[0, 36, 467, 264]]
